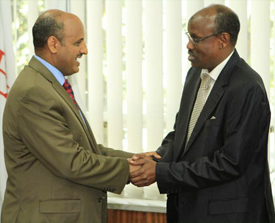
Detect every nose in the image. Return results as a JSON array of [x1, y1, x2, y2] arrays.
[[186, 39, 194, 50], [81, 41, 88, 55]]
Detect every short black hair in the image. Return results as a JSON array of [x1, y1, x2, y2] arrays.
[[32, 12, 65, 49], [213, 4, 240, 46]]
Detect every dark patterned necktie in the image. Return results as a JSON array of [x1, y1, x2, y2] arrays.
[[63, 79, 80, 110]]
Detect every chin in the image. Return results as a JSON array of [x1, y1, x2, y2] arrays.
[[190, 62, 202, 68], [65, 71, 77, 76], [71, 68, 79, 75], [191, 63, 197, 68]]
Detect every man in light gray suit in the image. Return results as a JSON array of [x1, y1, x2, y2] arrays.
[[1, 9, 140, 223]]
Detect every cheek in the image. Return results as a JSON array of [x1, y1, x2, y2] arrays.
[[199, 46, 217, 60], [64, 54, 76, 67], [195, 49, 208, 62]]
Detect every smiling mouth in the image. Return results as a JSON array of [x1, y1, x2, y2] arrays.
[[75, 56, 82, 65], [188, 53, 195, 61], [188, 50, 195, 60]]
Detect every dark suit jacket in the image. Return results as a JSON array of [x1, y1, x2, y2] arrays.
[[156, 50, 275, 223], [1, 57, 133, 223]]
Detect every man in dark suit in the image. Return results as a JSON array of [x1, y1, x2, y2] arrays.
[[1, 9, 140, 223], [130, 4, 275, 223]]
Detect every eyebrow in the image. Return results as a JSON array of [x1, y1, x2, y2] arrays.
[[74, 38, 84, 45], [189, 33, 200, 38]]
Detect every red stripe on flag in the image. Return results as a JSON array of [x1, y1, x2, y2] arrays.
[[0, 50, 5, 62], [0, 51, 9, 98], [0, 91, 8, 99], [0, 68, 6, 76]]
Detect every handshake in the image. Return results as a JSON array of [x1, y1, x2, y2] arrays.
[[128, 152, 161, 187]]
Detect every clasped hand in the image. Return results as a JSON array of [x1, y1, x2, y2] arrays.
[[128, 152, 161, 187]]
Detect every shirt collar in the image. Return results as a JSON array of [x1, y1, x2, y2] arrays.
[[201, 50, 234, 81], [34, 55, 65, 86]]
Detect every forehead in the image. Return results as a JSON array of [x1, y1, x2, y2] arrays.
[[63, 15, 85, 40], [188, 11, 216, 35]]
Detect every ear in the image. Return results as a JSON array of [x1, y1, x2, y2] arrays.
[[47, 36, 60, 53], [218, 32, 230, 49]]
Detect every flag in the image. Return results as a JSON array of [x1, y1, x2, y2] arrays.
[[0, 0, 16, 218]]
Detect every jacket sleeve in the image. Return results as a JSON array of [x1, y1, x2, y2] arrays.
[[156, 127, 176, 162], [17, 85, 129, 194]]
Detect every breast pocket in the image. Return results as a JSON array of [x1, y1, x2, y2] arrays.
[[204, 117, 220, 127], [201, 118, 224, 153]]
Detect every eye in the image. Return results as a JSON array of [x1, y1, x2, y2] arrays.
[[74, 40, 82, 46], [191, 36, 201, 44], [193, 38, 200, 44]]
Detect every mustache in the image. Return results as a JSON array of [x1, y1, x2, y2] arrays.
[[188, 50, 194, 55], [76, 54, 83, 59]]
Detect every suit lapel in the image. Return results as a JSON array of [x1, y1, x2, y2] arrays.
[[28, 57, 101, 154], [182, 50, 241, 156], [52, 81, 86, 126], [54, 81, 101, 154], [184, 83, 225, 152], [80, 110, 102, 154], [52, 77, 101, 154], [173, 68, 201, 160]]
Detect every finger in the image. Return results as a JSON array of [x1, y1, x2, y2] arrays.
[[152, 152, 161, 159], [131, 154, 146, 161], [129, 163, 141, 174], [131, 177, 152, 187], [130, 169, 149, 183], [129, 158, 147, 166], [146, 151, 161, 159], [129, 168, 143, 179], [131, 176, 146, 187], [132, 181, 146, 187]]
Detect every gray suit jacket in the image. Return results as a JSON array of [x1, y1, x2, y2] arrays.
[[156, 51, 275, 223], [1, 57, 132, 223]]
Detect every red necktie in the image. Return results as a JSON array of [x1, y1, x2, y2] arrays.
[[63, 79, 80, 110]]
